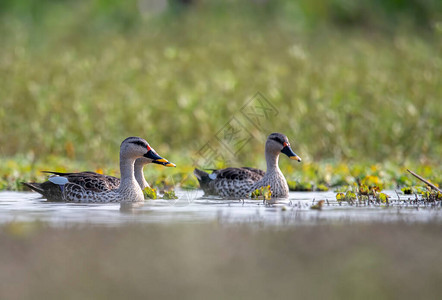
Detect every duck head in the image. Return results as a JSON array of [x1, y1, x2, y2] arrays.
[[266, 133, 301, 162], [120, 137, 175, 166]]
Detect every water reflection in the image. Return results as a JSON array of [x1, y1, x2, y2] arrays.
[[0, 190, 440, 226], [120, 201, 145, 213]]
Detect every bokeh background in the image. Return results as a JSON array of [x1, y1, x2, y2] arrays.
[[0, 0, 441, 186], [1, 4, 442, 299]]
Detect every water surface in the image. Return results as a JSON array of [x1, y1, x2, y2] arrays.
[[0, 190, 440, 226]]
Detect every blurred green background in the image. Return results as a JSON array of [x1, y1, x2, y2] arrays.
[[0, 0, 441, 185]]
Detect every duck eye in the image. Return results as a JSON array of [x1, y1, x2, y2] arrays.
[[146, 145, 152, 151]]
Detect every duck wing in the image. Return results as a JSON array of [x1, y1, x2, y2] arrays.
[[213, 167, 264, 181], [42, 171, 120, 192]]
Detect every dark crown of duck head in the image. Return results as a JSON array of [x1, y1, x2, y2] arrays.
[[268, 133, 289, 145], [121, 136, 150, 148]]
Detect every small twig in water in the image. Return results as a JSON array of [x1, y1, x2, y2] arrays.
[[407, 169, 441, 193], [395, 190, 401, 203]]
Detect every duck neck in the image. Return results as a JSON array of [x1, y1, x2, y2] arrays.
[[119, 155, 138, 191], [265, 150, 281, 175], [134, 160, 150, 190]]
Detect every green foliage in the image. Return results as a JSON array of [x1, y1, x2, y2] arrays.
[[0, 1, 441, 192], [287, 181, 313, 192], [143, 187, 158, 200], [396, 175, 413, 187], [0, 1, 441, 167], [361, 175, 384, 191], [181, 178, 199, 189], [152, 176, 175, 191], [177, 172, 199, 189], [7, 154, 442, 193], [400, 185, 441, 197], [316, 184, 329, 192], [345, 191, 357, 202], [289, 163, 441, 192], [287, 181, 297, 191], [162, 190, 178, 200], [336, 192, 345, 202], [358, 184, 369, 195], [1, 0, 440, 31], [334, 186, 351, 193], [375, 192, 390, 204], [251, 185, 272, 200], [401, 187, 413, 195], [416, 188, 442, 202]]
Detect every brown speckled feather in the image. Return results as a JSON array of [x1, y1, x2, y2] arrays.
[[211, 167, 265, 181], [194, 167, 265, 198], [42, 171, 120, 192]]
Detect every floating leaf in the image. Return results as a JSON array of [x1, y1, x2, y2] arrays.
[[359, 184, 369, 195], [251, 189, 260, 199], [336, 193, 345, 201], [143, 187, 157, 200], [376, 192, 389, 203], [263, 185, 272, 200], [162, 190, 178, 200], [251, 185, 272, 200], [345, 191, 357, 202]]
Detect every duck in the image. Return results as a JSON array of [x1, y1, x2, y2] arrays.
[[23, 137, 175, 202], [30, 156, 175, 200], [194, 133, 301, 198]]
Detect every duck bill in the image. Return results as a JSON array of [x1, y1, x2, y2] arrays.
[[152, 160, 176, 167], [144, 150, 176, 167], [162, 161, 176, 167], [281, 146, 302, 162]]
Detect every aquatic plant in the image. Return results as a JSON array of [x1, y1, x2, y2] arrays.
[[345, 191, 357, 203], [143, 187, 158, 200], [375, 192, 390, 204], [336, 193, 345, 202], [401, 187, 413, 195], [251, 185, 272, 200], [162, 190, 178, 200]]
